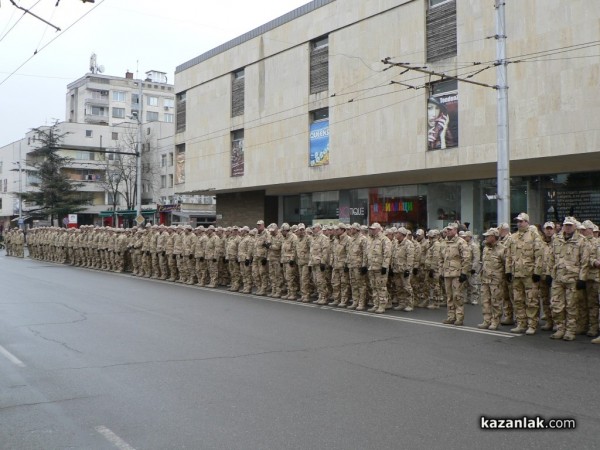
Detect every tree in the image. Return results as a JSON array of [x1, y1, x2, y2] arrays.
[[22, 123, 88, 225], [99, 126, 161, 226]]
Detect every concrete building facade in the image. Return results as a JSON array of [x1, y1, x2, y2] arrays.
[[173, 0, 600, 234]]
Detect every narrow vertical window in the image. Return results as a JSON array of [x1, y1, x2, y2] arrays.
[[426, 0, 457, 62], [310, 36, 329, 94], [231, 68, 245, 117]]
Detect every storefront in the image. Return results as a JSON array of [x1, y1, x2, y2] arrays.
[[280, 170, 600, 236]]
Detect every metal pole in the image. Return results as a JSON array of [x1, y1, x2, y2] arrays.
[[136, 81, 143, 220], [495, 0, 510, 225], [18, 142, 23, 229]]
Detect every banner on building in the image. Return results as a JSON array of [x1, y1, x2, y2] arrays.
[[309, 120, 330, 167], [427, 92, 458, 150], [175, 148, 185, 184], [231, 137, 244, 177]]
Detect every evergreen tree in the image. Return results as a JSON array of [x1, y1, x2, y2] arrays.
[[22, 123, 87, 225]]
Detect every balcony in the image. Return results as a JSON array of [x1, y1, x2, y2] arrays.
[[84, 114, 109, 124], [85, 97, 109, 107]]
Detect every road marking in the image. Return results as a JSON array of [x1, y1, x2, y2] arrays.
[[0, 344, 26, 367], [70, 268, 518, 339], [95, 426, 136, 450], [332, 309, 517, 337]]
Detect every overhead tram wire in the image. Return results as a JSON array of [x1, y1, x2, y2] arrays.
[[0, 0, 107, 87], [0, 0, 43, 45], [182, 59, 495, 150]]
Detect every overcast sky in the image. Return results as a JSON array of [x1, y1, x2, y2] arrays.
[[0, 0, 310, 145]]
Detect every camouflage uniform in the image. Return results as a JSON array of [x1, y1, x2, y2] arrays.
[[440, 224, 471, 325], [391, 229, 415, 311], [310, 225, 331, 305], [366, 223, 392, 314], [478, 229, 506, 330], [280, 224, 299, 300], [505, 217, 543, 333], [329, 226, 350, 307], [548, 218, 589, 340]]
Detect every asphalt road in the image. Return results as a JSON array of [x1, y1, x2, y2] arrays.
[[1, 255, 599, 450]]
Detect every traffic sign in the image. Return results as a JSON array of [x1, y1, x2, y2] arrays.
[[135, 215, 145, 225]]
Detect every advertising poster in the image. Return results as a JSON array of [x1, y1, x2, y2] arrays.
[[231, 138, 244, 177], [175, 149, 185, 184], [309, 120, 330, 167], [427, 92, 458, 150]]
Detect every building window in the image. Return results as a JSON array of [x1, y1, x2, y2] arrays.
[[112, 91, 126, 102], [86, 130, 93, 138], [147, 96, 158, 107], [426, 0, 457, 62], [309, 108, 329, 167], [112, 132, 119, 141], [169, 152, 174, 166], [231, 129, 244, 177], [427, 79, 458, 150], [231, 68, 245, 117], [161, 154, 167, 167], [175, 144, 185, 184], [310, 35, 329, 94], [147, 111, 159, 122], [176, 92, 186, 133], [160, 175, 167, 188], [112, 107, 125, 119], [168, 174, 173, 188], [164, 98, 174, 108], [164, 113, 174, 123]]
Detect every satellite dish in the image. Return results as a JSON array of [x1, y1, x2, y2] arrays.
[[98, 65, 105, 73]]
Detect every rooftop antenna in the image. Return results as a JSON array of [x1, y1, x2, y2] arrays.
[[90, 53, 104, 74]]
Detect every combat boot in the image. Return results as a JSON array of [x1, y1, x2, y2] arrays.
[[501, 317, 515, 326], [525, 327, 536, 335], [454, 319, 464, 326], [356, 305, 365, 311], [510, 325, 527, 334], [367, 305, 378, 312], [338, 300, 348, 308], [403, 306, 414, 312], [417, 300, 428, 308], [591, 336, 600, 344], [541, 322, 554, 331], [374, 306, 385, 314], [488, 322, 499, 330], [586, 328, 598, 337], [477, 322, 490, 329], [562, 332, 576, 341], [442, 318, 456, 324], [550, 330, 565, 340], [427, 304, 439, 310], [392, 304, 405, 311], [347, 302, 357, 310], [328, 300, 340, 306]]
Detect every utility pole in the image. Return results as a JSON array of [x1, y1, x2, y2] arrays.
[[136, 81, 143, 222], [495, 0, 510, 225]]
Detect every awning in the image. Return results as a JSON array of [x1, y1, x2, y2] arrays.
[[99, 209, 157, 217]]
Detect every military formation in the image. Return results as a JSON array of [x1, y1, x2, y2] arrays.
[[6, 212, 600, 343]]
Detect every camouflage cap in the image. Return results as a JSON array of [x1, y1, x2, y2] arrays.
[[563, 216, 576, 225], [543, 222, 555, 229], [514, 212, 530, 222], [281, 223, 291, 231], [483, 228, 499, 237], [369, 222, 382, 230], [445, 222, 458, 230], [582, 220, 595, 229], [397, 227, 409, 235]]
